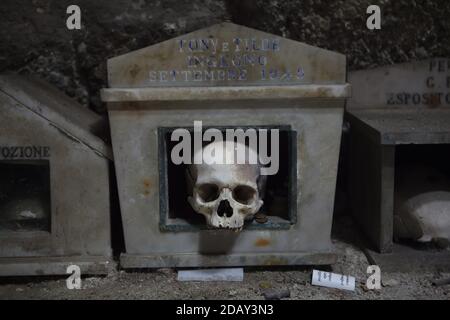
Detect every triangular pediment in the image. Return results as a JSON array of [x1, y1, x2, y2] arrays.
[[107, 22, 346, 88], [0, 73, 112, 159]]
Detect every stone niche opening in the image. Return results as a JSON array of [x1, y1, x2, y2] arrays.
[[0, 160, 51, 232], [102, 22, 349, 268], [159, 125, 297, 231], [0, 74, 113, 276], [347, 59, 450, 271], [394, 144, 450, 247]]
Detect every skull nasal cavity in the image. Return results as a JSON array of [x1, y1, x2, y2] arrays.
[[217, 200, 233, 218]]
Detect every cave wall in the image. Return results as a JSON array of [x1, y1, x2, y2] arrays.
[[1, 0, 449, 112]]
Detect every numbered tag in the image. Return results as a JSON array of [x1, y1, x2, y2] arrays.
[[311, 269, 355, 291]]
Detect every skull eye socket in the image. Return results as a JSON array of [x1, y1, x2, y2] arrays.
[[197, 183, 220, 202], [232, 185, 256, 205]]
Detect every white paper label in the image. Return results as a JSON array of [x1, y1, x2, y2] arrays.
[[311, 269, 356, 291]]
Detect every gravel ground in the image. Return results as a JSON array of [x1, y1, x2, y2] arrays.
[[0, 218, 448, 300]]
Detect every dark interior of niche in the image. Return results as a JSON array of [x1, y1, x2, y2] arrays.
[[395, 144, 450, 197], [164, 127, 294, 226], [0, 160, 51, 232]]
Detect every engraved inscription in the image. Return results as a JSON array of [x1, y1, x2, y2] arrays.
[[148, 37, 305, 83], [386, 59, 450, 107]]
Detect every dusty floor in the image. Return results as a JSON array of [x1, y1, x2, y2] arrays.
[[0, 217, 449, 300]]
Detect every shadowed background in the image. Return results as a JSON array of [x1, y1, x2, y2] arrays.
[[0, 0, 449, 112]]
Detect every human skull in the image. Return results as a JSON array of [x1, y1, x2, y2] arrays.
[[394, 191, 450, 245], [394, 165, 450, 247], [186, 140, 265, 231]]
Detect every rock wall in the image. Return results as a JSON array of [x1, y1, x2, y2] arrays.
[[1, 0, 449, 112]]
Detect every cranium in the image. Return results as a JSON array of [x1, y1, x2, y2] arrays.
[[394, 191, 450, 245], [186, 140, 265, 231], [394, 165, 450, 247]]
